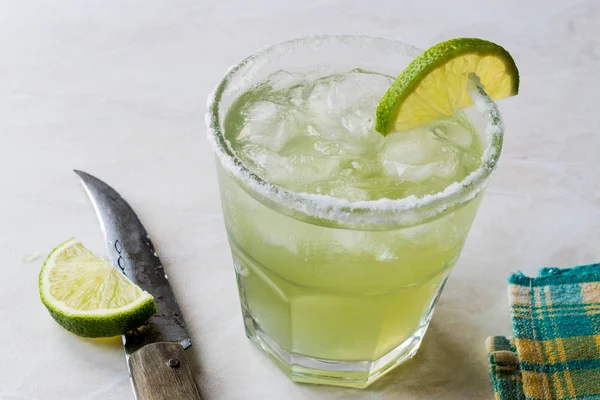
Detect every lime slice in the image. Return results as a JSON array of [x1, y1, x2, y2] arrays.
[[39, 238, 157, 338], [376, 37, 519, 134]]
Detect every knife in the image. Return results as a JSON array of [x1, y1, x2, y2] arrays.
[[74, 170, 203, 400]]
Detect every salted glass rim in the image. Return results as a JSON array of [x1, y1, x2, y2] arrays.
[[205, 34, 504, 227]]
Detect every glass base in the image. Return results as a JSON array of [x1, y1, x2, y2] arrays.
[[243, 311, 429, 389]]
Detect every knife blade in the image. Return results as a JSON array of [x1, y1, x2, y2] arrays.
[[74, 170, 202, 400]]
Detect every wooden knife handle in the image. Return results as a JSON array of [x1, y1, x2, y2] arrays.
[[128, 342, 202, 400]]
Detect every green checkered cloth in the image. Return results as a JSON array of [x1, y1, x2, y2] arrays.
[[487, 264, 600, 400]]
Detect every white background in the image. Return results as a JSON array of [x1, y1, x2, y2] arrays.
[[1, 1, 599, 399]]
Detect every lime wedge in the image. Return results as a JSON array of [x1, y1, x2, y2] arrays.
[[39, 238, 156, 338], [376, 37, 519, 134]]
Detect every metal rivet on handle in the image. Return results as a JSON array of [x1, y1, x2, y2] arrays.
[[168, 358, 180, 368]]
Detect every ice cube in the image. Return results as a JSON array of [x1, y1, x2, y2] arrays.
[[382, 128, 444, 164], [349, 159, 381, 177], [432, 123, 473, 148], [238, 143, 295, 185], [313, 139, 343, 156], [383, 158, 458, 182], [304, 72, 391, 142], [289, 86, 304, 107], [307, 77, 336, 115], [279, 135, 343, 157], [340, 108, 374, 137], [242, 100, 280, 122], [243, 143, 342, 187], [285, 154, 341, 185], [307, 71, 391, 116], [267, 70, 304, 91], [239, 101, 301, 152], [306, 119, 367, 155], [380, 128, 459, 181], [324, 73, 365, 112], [306, 124, 320, 136], [237, 143, 283, 176]]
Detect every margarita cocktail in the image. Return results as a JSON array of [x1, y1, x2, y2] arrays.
[[207, 35, 516, 387]]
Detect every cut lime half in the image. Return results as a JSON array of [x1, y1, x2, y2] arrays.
[[39, 238, 157, 338], [376, 37, 519, 134]]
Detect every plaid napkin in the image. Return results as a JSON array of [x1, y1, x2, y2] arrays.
[[487, 264, 600, 400]]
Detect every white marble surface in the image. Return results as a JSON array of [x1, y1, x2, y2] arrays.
[[2, 1, 600, 399]]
